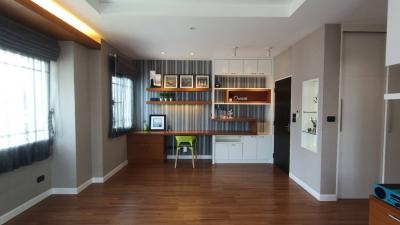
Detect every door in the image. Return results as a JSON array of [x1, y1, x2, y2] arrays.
[[243, 136, 257, 160], [257, 60, 272, 76], [243, 60, 258, 76], [228, 143, 243, 160], [338, 32, 385, 198], [228, 60, 243, 75], [214, 60, 229, 75], [274, 77, 291, 173]]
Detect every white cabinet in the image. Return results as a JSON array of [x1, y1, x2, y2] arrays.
[[215, 143, 229, 160], [243, 136, 257, 160], [229, 143, 243, 160], [257, 60, 272, 76], [214, 135, 272, 163], [243, 60, 258, 76], [228, 60, 243, 75], [386, 0, 400, 66], [256, 135, 272, 161], [214, 60, 229, 75]]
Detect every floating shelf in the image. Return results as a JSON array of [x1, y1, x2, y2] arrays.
[[211, 117, 257, 122], [146, 88, 211, 92], [384, 93, 400, 100], [146, 101, 212, 105], [214, 102, 271, 105], [214, 88, 270, 90]]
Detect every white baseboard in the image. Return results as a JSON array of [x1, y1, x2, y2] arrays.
[[102, 160, 128, 183], [167, 155, 212, 160], [214, 159, 273, 164], [0, 189, 52, 225], [289, 172, 337, 202], [0, 160, 129, 225]]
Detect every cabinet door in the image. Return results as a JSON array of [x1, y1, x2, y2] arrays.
[[229, 60, 243, 75], [257, 60, 272, 76], [256, 136, 272, 161], [243, 60, 258, 76], [242, 136, 257, 160], [214, 60, 229, 75], [215, 143, 229, 160], [228, 143, 243, 160]]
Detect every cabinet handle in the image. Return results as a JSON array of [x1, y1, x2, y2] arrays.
[[389, 214, 400, 223]]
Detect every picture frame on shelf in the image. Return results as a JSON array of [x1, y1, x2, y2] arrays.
[[149, 114, 166, 131], [149, 70, 162, 87], [163, 75, 178, 88], [180, 75, 194, 88], [196, 75, 209, 88]]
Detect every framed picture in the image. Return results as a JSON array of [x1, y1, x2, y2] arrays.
[[149, 70, 162, 87], [149, 114, 166, 131], [163, 75, 178, 88], [180, 75, 194, 88], [195, 75, 209, 88]]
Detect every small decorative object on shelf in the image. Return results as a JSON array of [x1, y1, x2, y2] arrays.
[[143, 120, 149, 131], [227, 109, 234, 119], [163, 75, 178, 88], [196, 75, 209, 88], [180, 75, 194, 88], [150, 97, 160, 101], [215, 81, 221, 88]]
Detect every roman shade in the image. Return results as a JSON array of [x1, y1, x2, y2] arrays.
[[0, 15, 60, 61]]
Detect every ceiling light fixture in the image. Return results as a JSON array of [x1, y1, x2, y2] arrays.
[[190, 52, 195, 56], [160, 51, 166, 55], [31, 0, 101, 44]]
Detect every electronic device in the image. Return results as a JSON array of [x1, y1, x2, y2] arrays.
[[373, 183, 400, 209]]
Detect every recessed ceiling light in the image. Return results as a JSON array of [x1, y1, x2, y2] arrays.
[[160, 51, 166, 55], [190, 52, 195, 56]]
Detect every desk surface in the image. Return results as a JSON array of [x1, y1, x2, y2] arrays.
[[129, 130, 257, 136]]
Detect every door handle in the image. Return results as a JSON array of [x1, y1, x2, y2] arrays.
[[387, 101, 393, 134], [340, 99, 343, 132], [284, 124, 290, 133]]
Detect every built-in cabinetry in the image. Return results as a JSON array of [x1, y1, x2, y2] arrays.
[[386, 0, 400, 66], [214, 59, 272, 76], [213, 135, 273, 163], [369, 196, 400, 225]]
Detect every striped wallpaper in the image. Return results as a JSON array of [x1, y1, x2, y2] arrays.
[[132, 60, 213, 155]]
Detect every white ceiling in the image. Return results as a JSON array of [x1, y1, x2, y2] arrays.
[[57, 0, 387, 60]]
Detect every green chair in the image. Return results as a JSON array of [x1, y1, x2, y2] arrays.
[[175, 136, 197, 168]]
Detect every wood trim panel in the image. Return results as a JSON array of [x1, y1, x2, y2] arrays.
[[0, 0, 100, 49]]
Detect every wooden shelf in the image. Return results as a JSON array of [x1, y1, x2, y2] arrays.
[[129, 130, 257, 136], [211, 117, 257, 122], [146, 88, 211, 92], [146, 101, 212, 105], [214, 88, 271, 90], [214, 102, 271, 105]]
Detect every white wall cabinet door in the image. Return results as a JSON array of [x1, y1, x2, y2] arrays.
[[215, 143, 229, 160], [228, 143, 243, 160], [214, 60, 229, 75], [257, 60, 272, 76], [256, 136, 272, 161], [229, 60, 243, 75], [243, 60, 258, 76], [243, 136, 257, 160]]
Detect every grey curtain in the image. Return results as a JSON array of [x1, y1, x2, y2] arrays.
[[0, 15, 59, 61]]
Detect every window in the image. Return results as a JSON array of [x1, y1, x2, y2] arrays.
[[110, 75, 134, 136], [0, 48, 50, 150]]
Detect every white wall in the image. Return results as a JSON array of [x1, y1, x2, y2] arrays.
[[386, 0, 400, 66]]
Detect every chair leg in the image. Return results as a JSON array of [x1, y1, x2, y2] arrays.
[[191, 148, 195, 168], [175, 147, 179, 168]]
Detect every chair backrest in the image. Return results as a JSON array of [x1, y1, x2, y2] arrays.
[[175, 136, 196, 146]]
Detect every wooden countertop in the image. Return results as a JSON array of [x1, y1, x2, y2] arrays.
[[129, 130, 257, 136]]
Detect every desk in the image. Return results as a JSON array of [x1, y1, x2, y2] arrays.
[[127, 130, 257, 163]]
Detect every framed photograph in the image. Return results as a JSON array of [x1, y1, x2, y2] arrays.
[[163, 75, 178, 88], [180, 75, 194, 88], [149, 114, 166, 131], [149, 70, 162, 87], [195, 75, 209, 88]]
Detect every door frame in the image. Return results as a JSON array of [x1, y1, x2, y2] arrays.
[[273, 75, 292, 172]]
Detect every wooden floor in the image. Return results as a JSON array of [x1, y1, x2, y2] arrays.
[[6, 161, 369, 225]]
